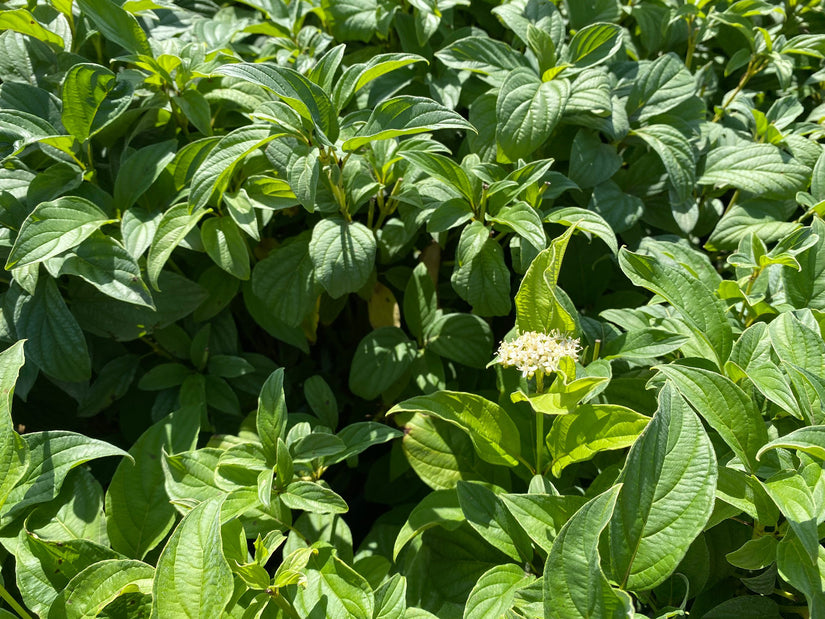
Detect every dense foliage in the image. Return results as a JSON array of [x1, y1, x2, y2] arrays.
[[2, 0, 825, 617]]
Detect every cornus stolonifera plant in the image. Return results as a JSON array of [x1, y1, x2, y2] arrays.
[[1, 0, 825, 617]]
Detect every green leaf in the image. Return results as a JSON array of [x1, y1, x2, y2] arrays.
[[757, 427, 825, 461], [499, 493, 586, 552], [762, 471, 820, 563], [425, 313, 493, 369], [6, 196, 112, 269], [1, 430, 129, 526], [495, 69, 568, 162], [375, 574, 407, 619], [53, 559, 154, 619], [293, 545, 374, 618], [489, 202, 547, 251], [280, 481, 348, 514], [565, 23, 623, 68], [10, 279, 91, 382], [147, 204, 208, 291], [547, 404, 650, 476], [26, 468, 107, 544], [113, 140, 177, 210], [309, 217, 376, 299], [333, 53, 427, 109], [216, 63, 338, 144], [349, 327, 417, 400], [457, 481, 532, 562], [435, 36, 528, 85], [776, 531, 825, 614], [619, 249, 733, 368], [56, 232, 154, 308], [403, 262, 438, 342], [106, 407, 200, 559], [0, 341, 28, 513], [451, 229, 511, 317], [189, 125, 277, 211], [545, 207, 618, 254], [326, 422, 401, 465], [76, 0, 151, 55], [626, 53, 696, 120], [153, 496, 233, 618], [608, 384, 716, 590], [201, 216, 250, 280], [321, 0, 394, 43], [543, 485, 633, 619], [783, 218, 825, 310], [60, 63, 116, 143], [343, 96, 475, 151], [400, 151, 476, 204], [700, 143, 811, 198], [602, 328, 688, 361], [726, 536, 778, 570], [632, 124, 696, 204], [656, 365, 769, 474], [566, 129, 622, 189], [0, 9, 64, 50], [287, 145, 319, 211], [388, 391, 522, 467], [257, 368, 288, 464], [463, 564, 533, 619], [393, 489, 463, 559], [252, 233, 318, 328]]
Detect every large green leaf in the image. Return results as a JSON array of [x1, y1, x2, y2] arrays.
[[189, 125, 277, 211], [619, 249, 732, 368], [76, 0, 151, 55], [632, 124, 695, 204], [6, 196, 113, 269], [343, 96, 475, 151], [656, 364, 769, 474], [546, 404, 649, 476], [293, 545, 374, 618], [400, 151, 476, 204], [0, 9, 64, 50], [106, 407, 201, 559], [425, 313, 493, 369], [146, 204, 208, 290], [757, 427, 825, 461], [626, 52, 695, 120], [464, 564, 533, 619], [543, 486, 633, 619], [457, 481, 532, 562], [0, 341, 28, 513], [216, 63, 338, 144], [699, 143, 811, 198], [333, 53, 427, 109], [257, 368, 288, 464], [495, 69, 568, 162], [451, 229, 511, 317], [762, 471, 819, 563], [776, 531, 825, 615], [783, 218, 825, 310], [51, 559, 154, 619], [10, 279, 91, 382], [113, 140, 177, 210], [309, 217, 376, 299], [60, 63, 116, 143], [0, 431, 129, 526], [565, 23, 623, 68], [435, 36, 528, 85], [153, 496, 233, 618], [201, 216, 250, 280], [388, 391, 522, 467], [608, 384, 716, 590], [349, 327, 417, 400]]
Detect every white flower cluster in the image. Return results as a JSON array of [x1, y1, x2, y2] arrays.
[[496, 330, 581, 378]]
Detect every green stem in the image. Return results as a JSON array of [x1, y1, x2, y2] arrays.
[[535, 371, 545, 474], [713, 58, 766, 122], [0, 584, 32, 619]]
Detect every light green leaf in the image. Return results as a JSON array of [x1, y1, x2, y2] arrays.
[[782, 218, 825, 310], [106, 407, 200, 559], [147, 204, 208, 291], [10, 279, 91, 382], [76, 0, 151, 54], [435, 36, 528, 85], [375, 574, 407, 619], [602, 328, 688, 361], [287, 146, 319, 211], [545, 206, 618, 254], [153, 496, 233, 618], [189, 125, 277, 211], [776, 531, 825, 615], [500, 493, 586, 552], [0, 9, 64, 50], [547, 404, 650, 476], [0, 341, 28, 513], [400, 151, 476, 204], [762, 471, 819, 563], [280, 481, 348, 514], [333, 53, 427, 110], [201, 216, 250, 280], [656, 364, 769, 474], [565, 22, 623, 68], [489, 202, 546, 251], [60, 63, 116, 143], [388, 391, 522, 467], [53, 559, 154, 619], [619, 249, 733, 368], [495, 69, 568, 162], [543, 485, 633, 619], [626, 53, 695, 120], [343, 96, 475, 151], [257, 368, 287, 464], [463, 564, 533, 619], [700, 143, 811, 198], [293, 546, 374, 618], [349, 327, 417, 400], [608, 384, 716, 590], [216, 63, 338, 144], [757, 427, 825, 461], [1, 430, 129, 526], [309, 217, 376, 299], [6, 196, 112, 269]]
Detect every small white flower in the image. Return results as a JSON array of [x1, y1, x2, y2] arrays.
[[495, 330, 581, 378]]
